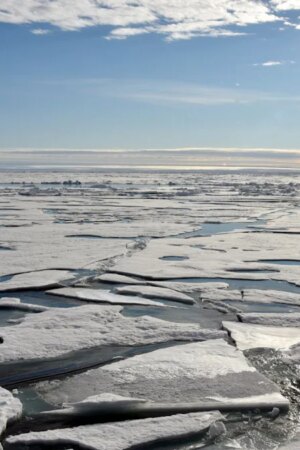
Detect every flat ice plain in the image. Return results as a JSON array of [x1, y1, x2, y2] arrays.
[[1, 169, 300, 449]]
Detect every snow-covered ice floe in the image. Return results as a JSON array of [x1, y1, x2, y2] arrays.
[[238, 312, 300, 326], [0, 387, 22, 436], [223, 321, 300, 351], [203, 289, 300, 307], [0, 305, 225, 363], [0, 270, 75, 292], [0, 297, 48, 312], [95, 273, 146, 285], [36, 340, 288, 413], [111, 230, 300, 288], [5, 411, 223, 450], [151, 280, 229, 293], [279, 431, 300, 449], [115, 285, 195, 304], [47, 287, 177, 307]]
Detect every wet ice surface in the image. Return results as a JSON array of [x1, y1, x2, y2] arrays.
[[0, 170, 300, 449]]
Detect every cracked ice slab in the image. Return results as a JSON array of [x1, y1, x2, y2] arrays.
[[0, 270, 76, 292], [5, 411, 223, 450], [238, 312, 300, 326], [223, 321, 300, 351], [94, 273, 146, 285], [0, 305, 225, 363], [36, 340, 288, 412], [47, 287, 175, 307], [0, 387, 22, 436], [203, 289, 300, 307], [0, 222, 129, 278], [111, 231, 300, 287], [0, 297, 48, 312], [115, 285, 195, 305], [150, 281, 229, 293]]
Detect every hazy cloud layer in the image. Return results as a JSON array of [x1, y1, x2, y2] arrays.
[[50, 78, 300, 106], [0, 1, 300, 40], [1, 148, 300, 170]]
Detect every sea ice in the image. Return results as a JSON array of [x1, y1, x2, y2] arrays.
[[47, 287, 174, 307], [223, 321, 300, 351], [94, 273, 146, 285], [0, 305, 225, 363], [0, 270, 75, 292], [115, 285, 195, 304], [0, 387, 22, 436], [0, 297, 48, 312], [5, 411, 223, 450], [238, 312, 300, 326], [36, 340, 288, 412]]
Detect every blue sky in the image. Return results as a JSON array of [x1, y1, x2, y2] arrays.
[[1, 1, 300, 158]]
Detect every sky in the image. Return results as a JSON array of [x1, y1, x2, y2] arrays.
[[1, 1, 300, 168]]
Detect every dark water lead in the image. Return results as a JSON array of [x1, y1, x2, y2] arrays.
[[258, 260, 300, 266], [176, 219, 267, 239], [159, 256, 189, 261]]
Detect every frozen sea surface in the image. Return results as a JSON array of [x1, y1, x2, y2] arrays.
[[0, 169, 300, 450]]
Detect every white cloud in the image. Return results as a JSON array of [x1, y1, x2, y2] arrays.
[[271, 0, 300, 11], [31, 28, 50, 35], [253, 60, 296, 67], [0, 1, 299, 40]]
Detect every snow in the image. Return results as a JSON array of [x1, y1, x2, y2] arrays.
[[5, 411, 223, 450], [1, 171, 299, 449], [0, 387, 22, 436], [0, 305, 226, 363], [279, 433, 300, 449], [203, 289, 300, 307], [110, 229, 300, 288], [0, 220, 129, 278], [223, 321, 300, 351], [115, 285, 195, 304], [40, 393, 148, 418], [238, 312, 300, 326], [151, 280, 229, 293], [0, 297, 48, 312], [0, 270, 75, 292], [36, 340, 288, 411], [47, 287, 175, 307], [95, 273, 146, 285]]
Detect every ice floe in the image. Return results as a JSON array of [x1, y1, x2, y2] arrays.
[[0, 297, 48, 312], [151, 280, 229, 293], [36, 340, 288, 412], [115, 285, 195, 304], [94, 273, 146, 285], [0, 305, 225, 363], [203, 289, 300, 307], [0, 387, 22, 436], [5, 411, 223, 450], [223, 321, 300, 351], [0, 270, 75, 292], [238, 312, 300, 326], [47, 287, 174, 307]]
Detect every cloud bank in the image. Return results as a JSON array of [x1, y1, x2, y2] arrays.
[[0, 0, 300, 40], [1, 148, 300, 170]]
